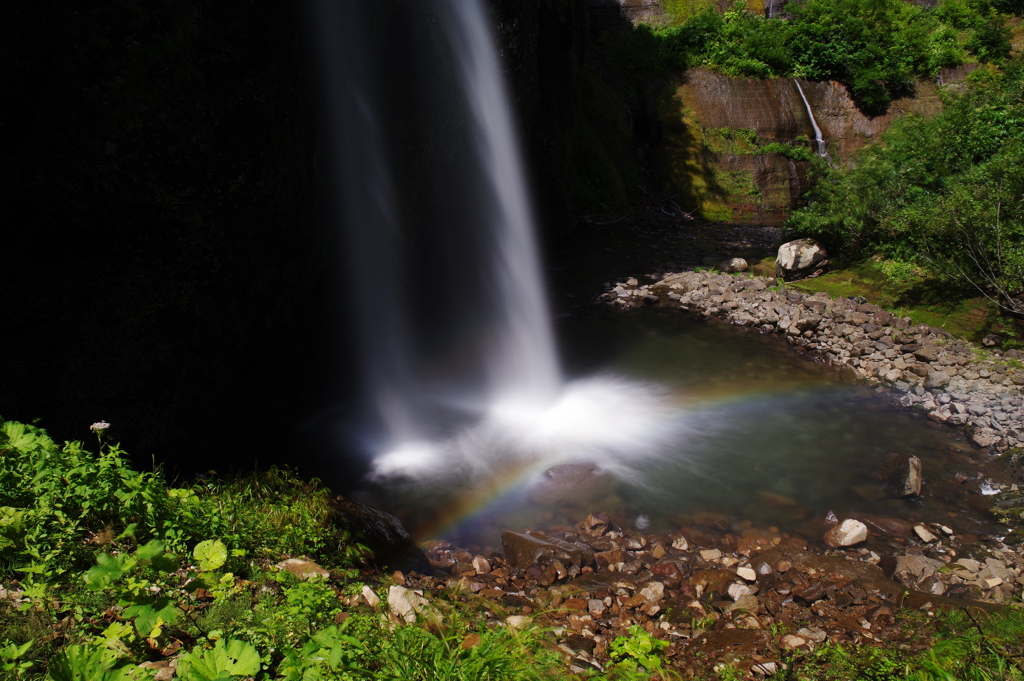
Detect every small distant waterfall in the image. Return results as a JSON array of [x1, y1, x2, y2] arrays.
[[792, 79, 828, 157]]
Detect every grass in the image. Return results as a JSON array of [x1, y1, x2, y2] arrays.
[[786, 257, 997, 341]]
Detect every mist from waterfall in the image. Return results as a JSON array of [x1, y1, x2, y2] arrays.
[[309, 0, 685, 491]]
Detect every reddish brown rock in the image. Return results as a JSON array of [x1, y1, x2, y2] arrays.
[[501, 531, 594, 570], [857, 515, 915, 538]]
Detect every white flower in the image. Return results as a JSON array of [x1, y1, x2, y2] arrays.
[[90, 421, 111, 431]]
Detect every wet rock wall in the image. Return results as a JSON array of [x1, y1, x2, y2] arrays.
[[655, 70, 946, 225]]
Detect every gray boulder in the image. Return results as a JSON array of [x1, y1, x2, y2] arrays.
[[719, 257, 748, 273], [775, 239, 828, 281]]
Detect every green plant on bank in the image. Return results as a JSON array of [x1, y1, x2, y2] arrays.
[[6, 414, 1024, 680], [606, 625, 671, 674], [785, 56, 1024, 317], [0, 416, 570, 679], [0, 639, 34, 679], [0, 420, 168, 577]]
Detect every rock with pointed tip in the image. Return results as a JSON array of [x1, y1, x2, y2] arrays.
[[823, 519, 868, 547]]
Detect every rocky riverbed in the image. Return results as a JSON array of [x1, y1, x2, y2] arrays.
[[598, 268, 1024, 454], [347, 222, 1024, 677], [361, 506, 1023, 677]]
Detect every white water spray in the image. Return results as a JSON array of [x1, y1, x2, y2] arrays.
[[793, 79, 828, 157]]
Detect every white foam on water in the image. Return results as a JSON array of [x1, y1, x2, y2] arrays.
[[371, 375, 690, 488]]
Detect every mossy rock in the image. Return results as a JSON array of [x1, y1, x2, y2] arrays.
[[750, 258, 776, 278], [1004, 528, 1024, 545], [990, 491, 1024, 526], [988, 446, 1024, 485]]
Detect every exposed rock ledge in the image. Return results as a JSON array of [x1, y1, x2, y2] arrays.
[[598, 269, 1024, 452]]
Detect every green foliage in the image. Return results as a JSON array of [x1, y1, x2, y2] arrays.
[[370, 621, 562, 681], [193, 540, 228, 572], [796, 643, 912, 680], [84, 540, 182, 638], [608, 0, 1020, 114], [786, 57, 1024, 313], [165, 468, 363, 572], [759, 141, 818, 162], [0, 418, 375, 678], [276, 624, 367, 681], [48, 645, 141, 681], [176, 638, 261, 681], [608, 625, 670, 672], [0, 639, 34, 679], [0, 419, 167, 575]]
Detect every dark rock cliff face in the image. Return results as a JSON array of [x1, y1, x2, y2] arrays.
[[3, 0, 325, 473], [492, 0, 640, 222], [654, 69, 948, 225]]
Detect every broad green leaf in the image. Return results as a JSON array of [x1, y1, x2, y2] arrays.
[[84, 553, 135, 590], [177, 639, 260, 681], [14, 564, 46, 574], [133, 539, 166, 562], [193, 540, 227, 572], [151, 554, 180, 573], [123, 595, 179, 636], [0, 639, 32, 660], [99, 622, 134, 643], [48, 644, 138, 681], [115, 523, 137, 540]]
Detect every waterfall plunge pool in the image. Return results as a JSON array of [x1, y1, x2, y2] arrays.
[[360, 304, 1002, 550]]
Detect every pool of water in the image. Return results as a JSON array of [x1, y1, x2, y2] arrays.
[[372, 305, 998, 547]]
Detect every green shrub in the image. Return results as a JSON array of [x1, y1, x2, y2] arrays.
[[785, 57, 1024, 312], [609, 0, 1020, 114], [0, 419, 167, 575]]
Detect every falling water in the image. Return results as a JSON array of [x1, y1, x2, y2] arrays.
[[793, 79, 828, 157], [443, 0, 562, 410], [310, 0, 685, 492]]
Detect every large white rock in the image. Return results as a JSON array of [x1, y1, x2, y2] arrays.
[[388, 585, 431, 623], [823, 519, 868, 547], [776, 239, 828, 281]]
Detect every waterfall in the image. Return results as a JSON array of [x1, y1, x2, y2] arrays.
[[443, 0, 562, 410], [309, 0, 684, 490], [792, 79, 828, 157], [309, 0, 560, 462]]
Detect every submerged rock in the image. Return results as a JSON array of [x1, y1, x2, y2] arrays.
[[529, 462, 616, 507], [857, 515, 915, 538], [501, 531, 594, 571], [873, 453, 923, 497]]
